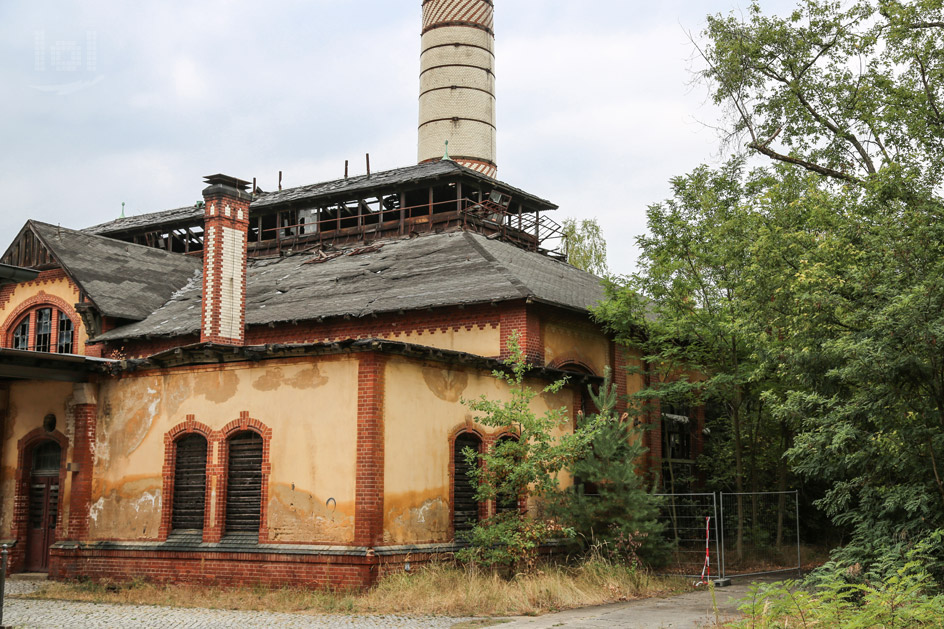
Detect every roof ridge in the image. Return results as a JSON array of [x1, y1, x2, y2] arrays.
[[461, 231, 532, 301]]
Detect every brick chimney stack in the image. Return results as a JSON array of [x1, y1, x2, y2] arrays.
[[418, 0, 497, 178], [200, 174, 251, 346]]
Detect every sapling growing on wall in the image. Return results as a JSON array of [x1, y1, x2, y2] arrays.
[[457, 332, 603, 572]]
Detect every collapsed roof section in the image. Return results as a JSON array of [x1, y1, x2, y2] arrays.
[[95, 230, 604, 343], [1, 220, 202, 321], [76, 161, 564, 259]]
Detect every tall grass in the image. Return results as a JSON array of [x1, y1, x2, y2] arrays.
[[22, 557, 682, 617]]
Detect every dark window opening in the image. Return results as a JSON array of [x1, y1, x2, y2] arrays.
[[32, 441, 62, 475], [13, 315, 30, 350], [662, 403, 695, 493], [495, 435, 520, 514], [225, 431, 263, 535], [57, 312, 74, 354], [34, 308, 52, 353], [172, 434, 208, 531], [453, 433, 482, 538]]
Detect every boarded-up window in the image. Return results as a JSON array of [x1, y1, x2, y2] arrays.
[[171, 434, 208, 531], [453, 433, 482, 537], [225, 431, 263, 534]]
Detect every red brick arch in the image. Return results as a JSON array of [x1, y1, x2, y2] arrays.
[[10, 428, 70, 572], [1, 291, 81, 351], [159, 415, 218, 540]]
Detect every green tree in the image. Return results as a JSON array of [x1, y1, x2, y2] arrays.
[[551, 369, 667, 566], [458, 332, 602, 572], [562, 218, 608, 276], [595, 159, 790, 559], [700, 0, 944, 187], [693, 0, 944, 575]]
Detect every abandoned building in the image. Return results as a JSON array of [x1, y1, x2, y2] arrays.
[[0, 0, 702, 588]]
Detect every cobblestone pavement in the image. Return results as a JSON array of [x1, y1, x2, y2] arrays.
[[2, 580, 471, 629]]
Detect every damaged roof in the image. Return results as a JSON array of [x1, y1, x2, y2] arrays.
[[95, 230, 604, 342], [83, 205, 204, 237], [251, 161, 558, 211], [29, 221, 202, 321]]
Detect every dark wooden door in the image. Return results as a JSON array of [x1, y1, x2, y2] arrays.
[[26, 441, 61, 572]]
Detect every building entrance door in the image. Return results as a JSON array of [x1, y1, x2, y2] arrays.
[[25, 441, 61, 572]]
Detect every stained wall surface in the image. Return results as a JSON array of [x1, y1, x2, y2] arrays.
[[382, 356, 575, 545], [0, 380, 76, 538], [89, 357, 358, 543]]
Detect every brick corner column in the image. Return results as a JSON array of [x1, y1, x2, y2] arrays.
[[354, 352, 386, 550], [67, 382, 98, 541], [499, 302, 544, 365]]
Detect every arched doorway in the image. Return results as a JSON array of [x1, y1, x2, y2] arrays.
[[26, 440, 61, 572]]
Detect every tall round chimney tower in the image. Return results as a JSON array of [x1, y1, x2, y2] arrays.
[[418, 0, 497, 178]]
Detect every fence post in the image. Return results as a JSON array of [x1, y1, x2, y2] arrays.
[[1, 543, 7, 627], [795, 490, 802, 578], [718, 493, 726, 580]]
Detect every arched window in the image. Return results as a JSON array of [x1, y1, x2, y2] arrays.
[[225, 430, 263, 535], [6, 305, 78, 354], [171, 434, 208, 532], [495, 435, 521, 514], [453, 432, 483, 538]]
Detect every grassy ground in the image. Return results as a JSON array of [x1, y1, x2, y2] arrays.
[[21, 559, 685, 617]]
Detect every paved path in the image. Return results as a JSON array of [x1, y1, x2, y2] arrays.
[[498, 582, 750, 629], [2, 578, 750, 628]]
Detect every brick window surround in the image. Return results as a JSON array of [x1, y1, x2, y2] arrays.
[[2, 293, 80, 354], [159, 413, 272, 544], [9, 428, 70, 573]]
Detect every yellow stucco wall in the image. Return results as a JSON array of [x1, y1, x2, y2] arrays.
[[382, 357, 574, 545], [382, 324, 500, 358], [89, 356, 358, 543], [0, 273, 89, 354], [543, 321, 610, 375], [0, 380, 77, 538]]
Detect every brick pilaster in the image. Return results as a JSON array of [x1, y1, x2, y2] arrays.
[[499, 302, 543, 364], [200, 174, 252, 346], [354, 353, 386, 548], [67, 383, 98, 540]]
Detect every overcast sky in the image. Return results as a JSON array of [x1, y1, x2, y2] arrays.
[[0, 1, 797, 276]]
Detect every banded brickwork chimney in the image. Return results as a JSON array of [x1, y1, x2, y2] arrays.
[[200, 174, 251, 346], [418, 0, 497, 178]]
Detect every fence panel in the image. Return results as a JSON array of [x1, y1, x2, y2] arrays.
[[652, 492, 719, 579], [719, 491, 801, 578]]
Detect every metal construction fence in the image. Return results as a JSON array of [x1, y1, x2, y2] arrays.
[[654, 491, 801, 580]]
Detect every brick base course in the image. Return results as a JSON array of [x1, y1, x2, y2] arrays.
[[50, 547, 376, 590], [48, 546, 453, 590]]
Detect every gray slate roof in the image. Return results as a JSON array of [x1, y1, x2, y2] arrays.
[[96, 231, 603, 342], [251, 161, 557, 211], [83, 205, 204, 236], [30, 221, 202, 321]]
